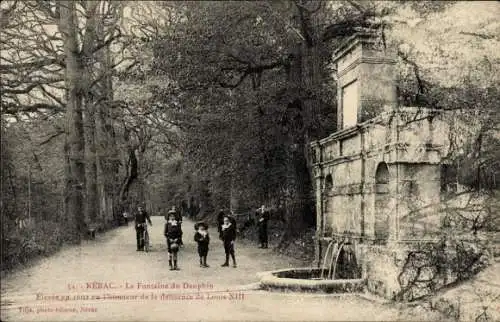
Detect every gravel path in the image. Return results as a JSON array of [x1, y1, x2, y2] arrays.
[[1, 216, 404, 321]]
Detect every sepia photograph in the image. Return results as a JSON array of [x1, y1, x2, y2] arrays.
[[1, 1, 499, 321]]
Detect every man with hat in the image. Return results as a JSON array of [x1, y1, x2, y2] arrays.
[[134, 205, 152, 251], [257, 205, 270, 249]]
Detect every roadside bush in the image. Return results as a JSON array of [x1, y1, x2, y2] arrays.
[[1, 219, 73, 271], [395, 236, 491, 302]]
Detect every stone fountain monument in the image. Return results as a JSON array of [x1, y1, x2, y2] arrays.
[[310, 32, 454, 298]]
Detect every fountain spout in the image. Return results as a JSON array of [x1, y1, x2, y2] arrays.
[[336, 235, 360, 279], [320, 240, 335, 279], [320, 231, 339, 280]]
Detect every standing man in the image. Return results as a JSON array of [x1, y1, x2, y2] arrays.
[[135, 205, 152, 251], [257, 205, 270, 249]]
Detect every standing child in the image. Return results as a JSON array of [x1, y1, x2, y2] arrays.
[[220, 216, 237, 268], [164, 212, 182, 270], [194, 222, 210, 268], [169, 207, 183, 246]]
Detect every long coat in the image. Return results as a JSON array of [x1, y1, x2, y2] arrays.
[[257, 210, 269, 242], [194, 232, 210, 256]]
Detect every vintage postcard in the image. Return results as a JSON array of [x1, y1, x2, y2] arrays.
[[1, 1, 499, 321]]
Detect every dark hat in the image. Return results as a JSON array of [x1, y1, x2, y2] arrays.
[[194, 222, 208, 230]]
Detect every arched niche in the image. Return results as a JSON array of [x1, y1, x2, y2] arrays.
[[324, 174, 333, 191], [374, 162, 391, 244], [440, 163, 457, 194], [375, 162, 390, 185]]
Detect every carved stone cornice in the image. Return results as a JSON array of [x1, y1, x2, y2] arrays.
[[337, 57, 397, 79]]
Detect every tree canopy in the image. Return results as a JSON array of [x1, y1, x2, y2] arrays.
[[1, 0, 499, 269]]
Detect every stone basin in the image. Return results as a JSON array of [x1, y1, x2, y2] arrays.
[[258, 268, 365, 293]]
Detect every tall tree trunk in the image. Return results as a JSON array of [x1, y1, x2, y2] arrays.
[[199, 179, 214, 218], [136, 148, 146, 203], [290, 44, 308, 230], [84, 101, 98, 223], [229, 138, 240, 212], [102, 45, 119, 225], [81, 0, 99, 225], [95, 102, 107, 224], [299, 43, 321, 229], [280, 38, 321, 241], [229, 175, 239, 213], [59, 1, 86, 240], [119, 140, 138, 203], [95, 45, 119, 226]]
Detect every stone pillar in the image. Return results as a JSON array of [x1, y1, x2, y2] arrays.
[[387, 180, 396, 242], [332, 32, 397, 131], [388, 165, 400, 242], [314, 166, 324, 265], [364, 189, 376, 240]]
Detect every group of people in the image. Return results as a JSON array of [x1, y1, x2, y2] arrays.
[[133, 206, 238, 270], [192, 210, 238, 269]]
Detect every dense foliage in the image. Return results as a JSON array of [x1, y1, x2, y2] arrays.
[[1, 1, 499, 270]]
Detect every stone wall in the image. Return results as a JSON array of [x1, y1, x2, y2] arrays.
[[311, 107, 460, 300], [398, 164, 442, 239], [317, 236, 491, 301], [314, 108, 451, 243], [359, 61, 397, 122], [359, 244, 402, 298], [310, 33, 481, 301], [317, 238, 410, 299]]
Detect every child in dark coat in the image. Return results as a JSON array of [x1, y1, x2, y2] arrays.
[[220, 216, 237, 268], [164, 213, 182, 270], [194, 222, 210, 268]]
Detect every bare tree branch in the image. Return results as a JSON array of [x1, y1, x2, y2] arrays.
[[459, 31, 496, 40], [0, 57, 65, 72], [39, 129, 65, 145]]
